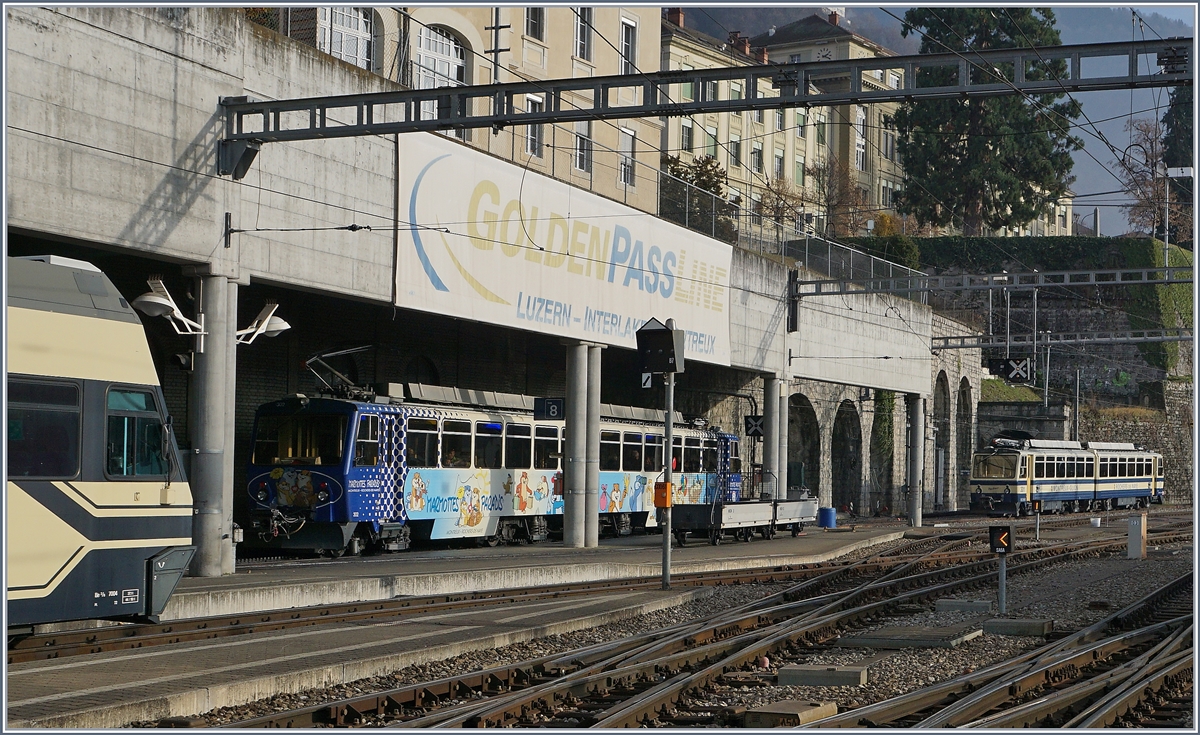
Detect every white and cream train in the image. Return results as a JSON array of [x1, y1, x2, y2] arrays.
[[969, 438, 1163, 516], [7, 256, 194, 631]]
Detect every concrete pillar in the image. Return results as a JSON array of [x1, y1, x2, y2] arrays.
[[779, 382, 790, 497], [585, 344, 602, 547], [763, 376, 780, 499], [1127, 513, 1147, 559], [564, 342, 588, 548], [222, 280, 238, 574], [907, 394, 924, 528], [190, 275, 230, 577]]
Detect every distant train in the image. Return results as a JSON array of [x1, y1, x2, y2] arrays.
[[969, 438, 1163, 516], [7, 256, 194, 632], [244, 383, 749, 556]]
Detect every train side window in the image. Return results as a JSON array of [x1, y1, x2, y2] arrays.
[[405, 418, 438, 467], [729, 439, 742, 474], [1066, 457, 1076, 478], [644, 435, 663, 472], [622, 433, 643, 472], [1055, 456, 1065, 478], [1118, 458, 1127, 477], [1099, 458, 1109, 478], [354, 414, 379, 467], [505, 423, 532, 469], [701, 439, 718, 472], [442, 420, 472, 468], [1019, 457, 1027, 478], [475, 422, 503, 469], [534, 426, 559, 470], [1085, 459, 1094, 477], [600, 431, 621, 471], [1158, 460, 1164, 476], [7, 379, 81, 479], [1034, 457, 1045, 479], [106, 388, 166, 478], [672, 436, 682, 472], [683, 437, 701, 473]]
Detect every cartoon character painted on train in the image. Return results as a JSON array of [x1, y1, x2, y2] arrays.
[[551, 474, 564, 514], [276, 467, 315, 507], [408, 472, 427, 512], [535, 476, 550, 505], [629, 475, 646, 511], [515, 471, 532, 512], [456, 484, 484, 527]]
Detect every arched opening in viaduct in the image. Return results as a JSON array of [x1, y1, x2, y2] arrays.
[[788, 393, 820, 497], [956, 377, 974, 509], [933, 371, 952, 510], [831, 399, 862, 512], [868, 390, 895, 516]]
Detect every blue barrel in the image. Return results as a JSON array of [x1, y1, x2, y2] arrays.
[[817, 507, 837, 528]]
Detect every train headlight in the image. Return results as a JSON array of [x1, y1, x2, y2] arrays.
[[317, 482, 329, 502], [256, 482, 269, 502]]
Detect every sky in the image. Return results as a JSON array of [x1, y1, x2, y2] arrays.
[[1134, 6, 1197, 24]]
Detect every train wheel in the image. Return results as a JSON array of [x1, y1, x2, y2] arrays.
[[674, 529, 688, 547], [709, 530, 722, 546], [319, 548, 345, 559], [481, 534, 502, 548], [791, 523, 802, 537]]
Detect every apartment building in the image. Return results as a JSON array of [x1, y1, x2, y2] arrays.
[[661, 8, 831, 239], [251, 6, 663, 214], [749, 11, 904, 236]]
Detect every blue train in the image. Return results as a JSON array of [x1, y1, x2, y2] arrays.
[[969, 438, 1164, 516], [245, 383, 744, 555]]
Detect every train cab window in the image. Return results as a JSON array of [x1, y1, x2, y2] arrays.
[[683, 437, 702, 473], [7, 379, 81, 478], [106, 388, 167, 478], [534, 426, 559, 470], [644, 435, 663, 473], [354, 414, 379, 466], [976, 454, 1019, 479], [729, 439, 742, 474], [474, 422, 503, 469], [442, 420, 472, 468], [600, 431, 621, 471], [622, 433, 643, 472], [505, 423, 532, 469], [405, 418, 438, 467], [671, 436, 683, 473], [1019, 457, 1028, 478], [701, 439, 718, 472], [254, 413, 347, 466], [1158, 460, 1165, 476]]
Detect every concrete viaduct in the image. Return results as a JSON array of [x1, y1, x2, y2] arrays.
[[6, 7, 983, 574]]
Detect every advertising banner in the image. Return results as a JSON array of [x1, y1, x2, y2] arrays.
[[398, 134, 732, 366]]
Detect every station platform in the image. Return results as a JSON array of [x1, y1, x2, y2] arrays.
[[7, 525, 906, 728]]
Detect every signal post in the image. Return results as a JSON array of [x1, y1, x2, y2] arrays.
[[637, 318, 685, 590]]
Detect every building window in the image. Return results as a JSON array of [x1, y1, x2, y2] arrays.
[[797, 108, 807, 137], [881, 129, 896, 161], [775, 109, 785, 131], [795, 155, 806, 186], [730, 81, 743, 101], [704, 126, 718, 157], [320, 7, 373, 70], [729, 135, 741, 168], [574, 7, 593, 60], [750, 193, 763, 225], [680, 62, 694, 100], [880, 180, 894, 208], [789, 53, 804, 63], [815, 112, 827, 145], [702, 79, 719, 102], [1058, 207, 1067, 228], [751, 142, 764, 173], [619, 128, 636, 185], [680, 118, 693, 153], [574, 120, 592, 172], [754, 108, 765, 125], [888, 71, 901, 89], [526, 8, 545, 41], [620, 19, 638, 75], [854, 106, 867, 170], [526, 96, 544, 157], [415, 25, 466, 135], [774, 148, 785, 178]]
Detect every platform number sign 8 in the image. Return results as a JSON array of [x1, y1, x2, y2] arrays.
[[534, 398, 564, 421], [989, 525, 1012, 554]]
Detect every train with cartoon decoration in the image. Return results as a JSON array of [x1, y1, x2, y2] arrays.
[[244, 381, 812, 556]]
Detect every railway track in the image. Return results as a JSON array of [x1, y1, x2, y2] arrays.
[[214, 528, 1191, 728]]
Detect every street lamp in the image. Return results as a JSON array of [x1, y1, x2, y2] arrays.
[[132, 276, 290, 347]]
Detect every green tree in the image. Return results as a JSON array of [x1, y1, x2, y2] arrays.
[[893, 9, 1083, 236], [660, 154, 737, 243], [1162, 85, 1193, 243]]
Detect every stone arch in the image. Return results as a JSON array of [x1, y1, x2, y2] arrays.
[[831, 400, 862, 511], [932, 371, 952, 510], [404, 355, 440, 385], [956, 377, 973, 509], [788, 393, 820, 497]]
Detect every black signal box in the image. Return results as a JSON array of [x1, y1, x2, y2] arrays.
[[989, 525, 1012, 554], [1031, 499, 1042, 513], [636, 318, 685, 374]]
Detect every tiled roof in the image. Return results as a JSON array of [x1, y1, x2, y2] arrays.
[[747, 14, 854, 47]]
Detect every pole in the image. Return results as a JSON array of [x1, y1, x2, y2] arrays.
[[662, 365, 675, 591], [585, 345, 602, 547], [987, 289, 993, 336], [1004, 288, 1011, 359], [998, 554, 1007, 614], [1043, 334, 1051, 409], [1035, 510, 1040, 541], [908, 395, 924, 528], [190, 275, 229, 577], [1164, 175, 1170, 267], [564, 342, 588, 548], [1074, 368, 1081, 441]]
